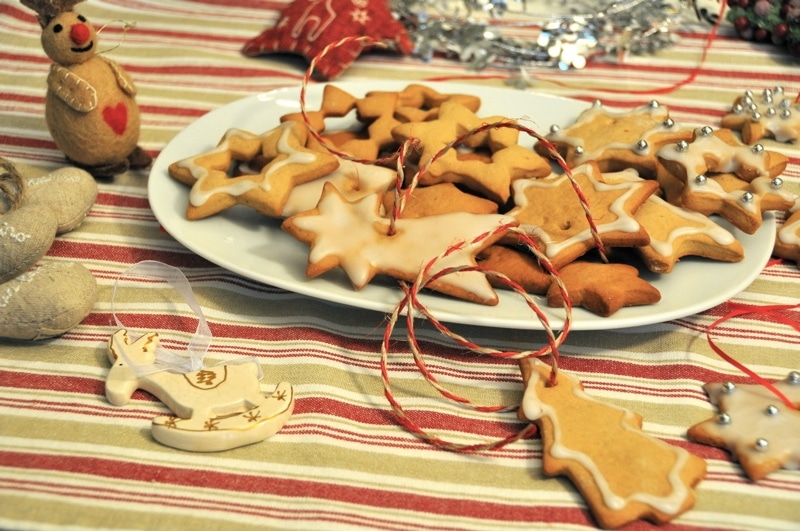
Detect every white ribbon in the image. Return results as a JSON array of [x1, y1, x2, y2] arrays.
[[110, 261, 211, 376]]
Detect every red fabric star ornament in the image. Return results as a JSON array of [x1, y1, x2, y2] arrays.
[[242, 0, 413, 80]]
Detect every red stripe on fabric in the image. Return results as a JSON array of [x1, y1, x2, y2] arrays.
[[0, 370, 103, 396], [45, 240, 213, 267], [0, 450, 593, 526]]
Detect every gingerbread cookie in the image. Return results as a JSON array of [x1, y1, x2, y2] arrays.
[[519, 358, 706, 529], [383, 182, 499, 219], [721, 87, 800, 144], [687, 374, 800, 481], [538, 100, 691, 178], [281, 183, 517, 305], [477, 244, 551, 295], [508, 162, 659, 269], [774, 206, 800, 267], [384, 83, 482, 123], [392, 100, 551, 204], [544, 260, 661, 316], [168, 121, 339, 219]]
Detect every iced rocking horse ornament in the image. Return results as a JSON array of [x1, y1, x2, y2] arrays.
[[106, 329, 295, 452]]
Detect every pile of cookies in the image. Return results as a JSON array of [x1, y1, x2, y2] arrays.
[[167, 83, 799, 317]]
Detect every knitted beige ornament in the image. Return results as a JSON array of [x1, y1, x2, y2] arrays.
[[25, 166, 98, 233], [0, 158, 59, 284], [0, 261, 98, 340]]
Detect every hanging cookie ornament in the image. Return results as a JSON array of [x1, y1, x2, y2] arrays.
[[20, 0, 152, 178]]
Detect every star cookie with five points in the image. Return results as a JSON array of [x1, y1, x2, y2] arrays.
[[687, 373, 800, 481], [538, 100, 692, 178], [508, 161, 659, 269], [392, 100, 551, 204], [168, 121, 339, 220], [721, 87, 800, 144]]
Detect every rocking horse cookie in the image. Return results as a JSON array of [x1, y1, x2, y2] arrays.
[[105, 329, 295, 452]]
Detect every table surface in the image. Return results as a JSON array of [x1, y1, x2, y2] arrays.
[[2, 1, 799, 529]]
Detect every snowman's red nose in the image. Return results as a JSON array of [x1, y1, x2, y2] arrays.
[[70, 23, 91, 45]]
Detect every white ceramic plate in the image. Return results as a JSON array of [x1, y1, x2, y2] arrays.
[[148, 81, 776, 331]]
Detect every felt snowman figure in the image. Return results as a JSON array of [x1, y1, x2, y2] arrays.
[[21, 0, 152, 178]]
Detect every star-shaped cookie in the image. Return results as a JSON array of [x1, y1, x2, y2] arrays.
[[687, 373, 800, 481], [774, 206, 800, 267], [721, 87, 800, 144], [281, 183, 517, 305], [392, 100, 551, 204], [168, 121, 339, 220], [508, 161, 659, 269], [241, 0, 413, 80], [538, 100, 691, 178]]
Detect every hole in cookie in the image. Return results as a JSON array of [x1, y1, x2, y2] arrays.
[[560, 221, 572, 230]]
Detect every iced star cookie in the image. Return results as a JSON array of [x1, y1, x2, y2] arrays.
[[392, 100, 551, 204], [721, 87, 800, 144], [519, 358, 706, 529], [281, 183, 517, 305], [168, 121, 339, 220], [537, 100, 692, 178], [687, 374, 800, 481], [657, 126, 788, 184], [774, 206, 800, 267], [508, 162, 659, 269]]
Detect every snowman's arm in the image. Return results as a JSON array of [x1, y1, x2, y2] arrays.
[[100, 56, 137, 97], [47, 64, 98, 112]]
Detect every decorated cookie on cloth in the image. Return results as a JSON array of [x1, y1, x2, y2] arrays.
[[0, 157, 98, 340], [774, 205, 800, 267], [241, 0, 413, 80], [687, 374, 800, 481], [21, 0, 152, 178], [721, 87, 800, 145], [106, 329, 295, 452], [518, 358, 706, 529]]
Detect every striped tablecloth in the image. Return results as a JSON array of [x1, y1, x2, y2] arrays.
[[2, 1, 799, 529]]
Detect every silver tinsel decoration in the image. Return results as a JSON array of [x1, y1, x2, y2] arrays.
[[390, 0, 697, 74]]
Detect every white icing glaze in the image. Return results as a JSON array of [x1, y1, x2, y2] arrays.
[[778, 212, 800, 247], [290, 188, 513, 302], [643, 195, 736, 257], [702, 378, 800, 471], [729, 92, 800, 143], [509, 164, 646, 259], [179, 123, 318, 207], [548, 102, 672, 164], [282, 158, 396, 217], [657, 127, 775, 179], [521, 359, 694, 515]]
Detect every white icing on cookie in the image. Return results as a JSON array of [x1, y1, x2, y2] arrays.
[[290, 188, 513, 303], [282, 158, 396, 217]]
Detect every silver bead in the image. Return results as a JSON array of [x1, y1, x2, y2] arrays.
[[771, 177, 783, 189], [574, 145, 584, 156], [788, 371, 800, 384], [766, 405, 779, 416], [752, 144, 764, 154], [694, 174, 707, 185], [743, 91, 753, 103], [550, 124, 560, 133], [780, 99, 791, 109], [752, 112, 762, 121], [717, 413, 731, 425], [782, 109, 792, 119], [635, 139, 648, 151], [755, 438, 769, 451], [648, 100, 660, 108], [774, 86, 784, 95], [722, 381, 736, 393], [700, 126, 713, 136], [733, 103, 744, 114], [663, 118, 675, 128], [592, 99, 602, 107], [762, 90, 773, 105], [676, 140, 689, 152], [766, 107, 776, 116], [741, 191, 754, 203]]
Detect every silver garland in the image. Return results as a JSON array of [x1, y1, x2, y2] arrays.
[[390, 0, 701, 74]]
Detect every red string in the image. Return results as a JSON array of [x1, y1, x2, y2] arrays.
[[706, 301, 800, 410]]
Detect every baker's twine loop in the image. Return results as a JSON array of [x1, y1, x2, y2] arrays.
[[0, 156, 26, 213], [380, 223, 573, 453]]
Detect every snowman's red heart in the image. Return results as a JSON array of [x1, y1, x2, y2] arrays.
[[102, 102, 128, 136]]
